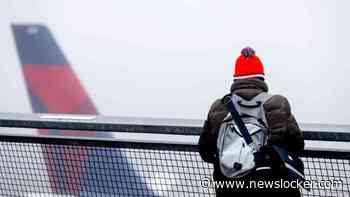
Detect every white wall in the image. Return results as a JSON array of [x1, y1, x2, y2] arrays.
[[0, 0, 349, 124]]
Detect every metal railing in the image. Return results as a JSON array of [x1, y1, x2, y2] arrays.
[[0, 113, 349, 197]]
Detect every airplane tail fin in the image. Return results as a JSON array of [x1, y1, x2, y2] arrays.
[[12, 24, 97, 136], [11, 24, 155, 196]]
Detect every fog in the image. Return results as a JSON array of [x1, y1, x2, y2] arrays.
[[0, 0, 349, 125]]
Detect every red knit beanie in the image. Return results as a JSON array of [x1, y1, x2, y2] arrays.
[[234, 47, 265, 79]]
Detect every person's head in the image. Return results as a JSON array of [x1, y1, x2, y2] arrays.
[[233, 47, 265, 81]]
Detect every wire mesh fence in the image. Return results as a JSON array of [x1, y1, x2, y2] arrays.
[[0, 135, 349, 197]]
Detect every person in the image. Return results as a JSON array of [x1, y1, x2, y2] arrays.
[[199, 47, 304, 196]]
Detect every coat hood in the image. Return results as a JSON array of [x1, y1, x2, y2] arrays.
[[230, 78, 269, 101]]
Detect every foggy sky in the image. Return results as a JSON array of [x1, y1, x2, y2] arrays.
[[0, 0, 349, 125]]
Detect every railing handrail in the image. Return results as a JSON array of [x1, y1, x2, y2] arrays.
[[0, 112, 350, 142]]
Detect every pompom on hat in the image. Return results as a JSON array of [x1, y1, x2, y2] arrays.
[[234, 47, 265, 80]]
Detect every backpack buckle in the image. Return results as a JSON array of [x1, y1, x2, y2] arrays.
[[221, 94, 232, 106], [249, 143, 258, 153]]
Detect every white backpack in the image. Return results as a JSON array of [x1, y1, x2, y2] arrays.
[[216, 92, 271, 178]]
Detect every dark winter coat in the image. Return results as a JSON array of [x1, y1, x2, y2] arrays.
[[199, 78, 304, 173]]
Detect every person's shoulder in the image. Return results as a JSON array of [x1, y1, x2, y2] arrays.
[[206, 97, 229, 127], [206, 96, 229, 118], [264, 94, 291, 110], [208, 98, 225, 113], [266, 94, 289, 103]]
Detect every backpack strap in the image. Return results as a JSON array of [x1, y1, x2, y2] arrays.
[[221, 94, 254, 146]]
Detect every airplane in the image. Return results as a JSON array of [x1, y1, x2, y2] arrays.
[[11, 24, 157, 197]]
